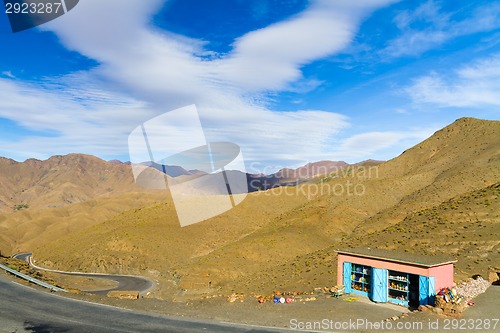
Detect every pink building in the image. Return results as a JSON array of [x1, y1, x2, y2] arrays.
[[337, 248, 456, 307]]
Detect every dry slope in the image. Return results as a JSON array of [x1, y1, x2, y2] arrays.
[[0, 154, 166, 256]]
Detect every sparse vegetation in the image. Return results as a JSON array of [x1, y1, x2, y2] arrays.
[[13, 203, 29, 211]]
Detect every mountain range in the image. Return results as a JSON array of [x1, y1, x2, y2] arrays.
[[115, 159, 384, 193]]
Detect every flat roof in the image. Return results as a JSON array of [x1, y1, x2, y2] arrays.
[[337, 247, 457, 268]]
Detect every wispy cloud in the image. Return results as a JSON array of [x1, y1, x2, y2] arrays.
[[210, 0, 397, 92], [382, 0, 500, 58], [0, 75, 154, 160], [331, 129, 433, 160], [1, 71, 15, 78], [0, 75, 352, 165], [406, 53, 500, 108]]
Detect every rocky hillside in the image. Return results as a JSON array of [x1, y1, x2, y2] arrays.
[[0, 154, 166, 256], [0, 154, 142, 211]]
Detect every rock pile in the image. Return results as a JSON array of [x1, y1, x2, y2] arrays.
[[454, 276, 490, 300], [107, 290, 139, 299], [434, 294, 465, 317], [226, 293, 244, 303]]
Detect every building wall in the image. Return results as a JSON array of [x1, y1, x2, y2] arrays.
[[337, 253, 454, 293], [429, 264, 454, 290]]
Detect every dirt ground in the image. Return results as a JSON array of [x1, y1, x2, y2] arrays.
[[43, 271, 119, 292]]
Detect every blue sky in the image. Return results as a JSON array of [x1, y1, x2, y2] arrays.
[[0, 0, 499, 172]]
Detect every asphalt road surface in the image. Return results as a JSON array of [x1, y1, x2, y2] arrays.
[[13, 253, 153, 295], [13, 252, 31, 262], [0, 274, 287, 333]]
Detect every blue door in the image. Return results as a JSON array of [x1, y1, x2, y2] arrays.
[[419, 276, 436, 305], [343, 262, 352, 293], [371, 268, 388, 303]]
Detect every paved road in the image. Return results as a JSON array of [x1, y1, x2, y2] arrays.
[[13, 252, 32, 262], [461, 284, 500, 323], [0, 273, 287, 333], [13, 253, 153, 295]]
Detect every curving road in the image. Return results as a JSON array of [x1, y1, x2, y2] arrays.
[[0, 273, 286, 332], [13, 252, 154, 295], [13, 252, 32, 262]]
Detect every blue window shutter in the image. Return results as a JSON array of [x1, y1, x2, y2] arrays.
[[419, 275, 430, 305], [343, 262, 352, 293], [371, 268, 388, 302], [428, 276, 436, 305]]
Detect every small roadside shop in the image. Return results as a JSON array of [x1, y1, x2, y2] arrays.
[[337, 248, 456, 307]]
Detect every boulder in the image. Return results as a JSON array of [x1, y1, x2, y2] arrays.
[[432, 307, 444, 315], [452, 303, 465, 313], [107, 290, 139, 299], [488, 267, 499, 284], [418, 305, 428, 312]]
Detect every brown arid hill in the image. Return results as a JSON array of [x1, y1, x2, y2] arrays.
[[348, 182, 499, 278], [33, 118, 499, 299], [0, 154, 167, 256], [0, 154, 142, 211]]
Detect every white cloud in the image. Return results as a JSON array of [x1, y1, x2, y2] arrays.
[[210, 0, 397, 92], [0, 0, 400, 169], [1, 77, 349, 162], [0, 76, 154, 161], [43, 0, 397, 99], [0, 76, 349, 165], [332, 130, 432, 160], [382, 1, 500, 58], [1, 71, 15, 78], [200, 103, 350, 163], [406, 54, 500, 107]]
